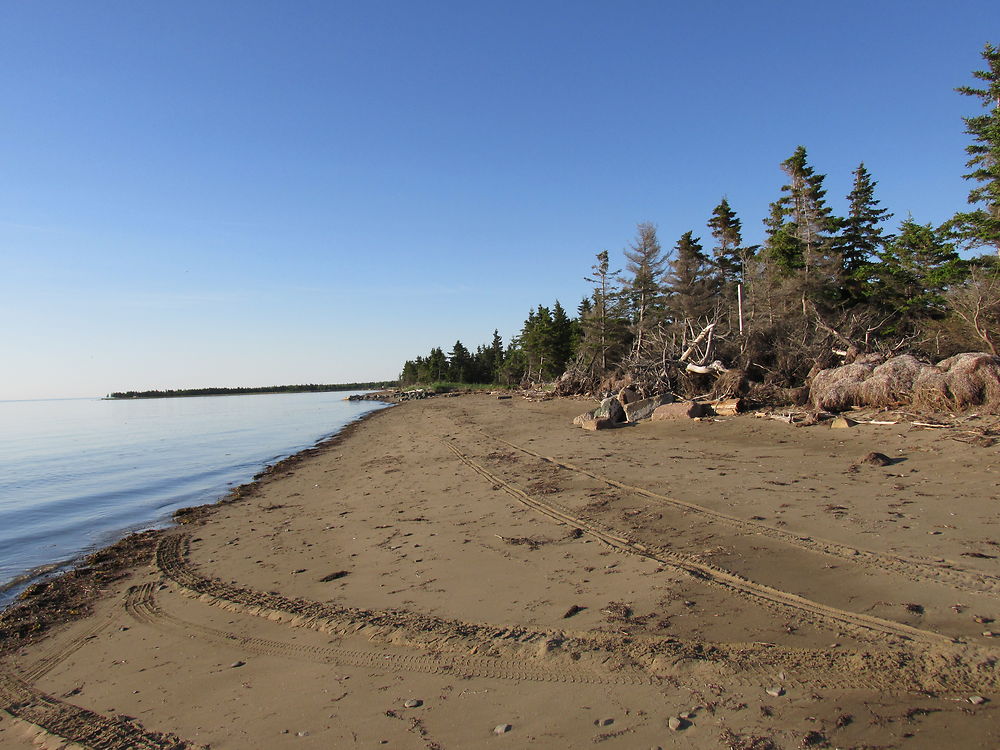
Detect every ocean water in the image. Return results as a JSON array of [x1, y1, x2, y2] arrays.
[[0, 391, 391, 608]]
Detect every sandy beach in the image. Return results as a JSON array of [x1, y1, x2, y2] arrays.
[[2, 393, 1000, 749]]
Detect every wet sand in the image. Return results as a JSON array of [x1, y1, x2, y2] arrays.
[[2, 393, 1000, 748]]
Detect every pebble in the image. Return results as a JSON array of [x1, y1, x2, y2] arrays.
[[765, 687, 784, 697], [404, 699, 423, 708], [679, 712, 694, 719], [668, 717, 686, 731], [984, 631, 997, 637], [493, 724, 512, 735], [970, 695, 987, 705], [595, 717, 614, 727], [297, 731, 309, 737], [230, 661, 246, 668]]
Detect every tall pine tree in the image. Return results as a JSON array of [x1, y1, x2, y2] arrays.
[[707, 197, 746, 284], [622, 222, 667, 352], [664, 231, 719, 323], [836, 163, 893, 300], [763, 146, 843, 302], [952, 42, 1000, 257]]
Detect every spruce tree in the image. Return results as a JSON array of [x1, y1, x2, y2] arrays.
[[763, 146, 841, 284], [622, 222, 667, 351], [872, 218, 967, 330], [448, 340, 472, 382], [582, 250, 624, 370], [952, 43, 1000, 257], [707, 197, 746, 283], [664, 231, 719, 323], [836, 163, 893, 299]]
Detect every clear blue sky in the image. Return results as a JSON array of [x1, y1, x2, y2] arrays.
[[1, 1, 997, 399]]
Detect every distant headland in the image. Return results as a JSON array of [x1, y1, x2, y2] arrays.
[[106, 381, 397, 399]]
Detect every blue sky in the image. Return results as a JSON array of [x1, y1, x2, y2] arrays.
[[1, 1, 997, 398]]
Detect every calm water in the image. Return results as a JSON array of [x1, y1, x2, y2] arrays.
[[0, 392, 390, 607]]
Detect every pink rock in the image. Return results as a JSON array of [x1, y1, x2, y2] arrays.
[[650, 401, 706, 420]]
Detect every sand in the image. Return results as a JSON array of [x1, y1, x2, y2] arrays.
[[2, 393, 1000, 749]]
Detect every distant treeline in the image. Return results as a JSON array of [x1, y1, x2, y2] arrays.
[[107, 382, 398, 399]]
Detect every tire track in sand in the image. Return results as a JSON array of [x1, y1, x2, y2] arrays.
[[154, 534, 1000, 692], [0, 670, 200, 750], [124, 582, 649, 685], [442, 438, 951, 647], [472, 427, 1000, 598]]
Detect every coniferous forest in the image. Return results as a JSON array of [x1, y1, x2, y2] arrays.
[[399, 44, 1000, 403]]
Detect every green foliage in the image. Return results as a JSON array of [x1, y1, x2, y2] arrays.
[[707, 197, 749, 283], [764, 146, 841, 286], [952, 43, 1000, 256], [664, 231, 719, 322], [869, 218, 967, 331], [836, 163, 893, 300]]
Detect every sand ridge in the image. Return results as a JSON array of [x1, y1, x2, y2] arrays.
[[2, 394, 1000, 748]]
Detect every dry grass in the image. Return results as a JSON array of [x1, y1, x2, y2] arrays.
[[811, 352, 1000, 414]]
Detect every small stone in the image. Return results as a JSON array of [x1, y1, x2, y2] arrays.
[[857, 451, 893, 466], [230, 661, 246, 668], [594, 717, 614, 727], [831, 416, 856, 429], [297, 731, 309, 737], [969, 695, 987, 705], [679, 712, 693, 719], [404, 699, 422, 708], [983, 631, 996, 637], [765, 687, 784, 697], [668, 716, 686, 731], [493, 723, 512, 735]]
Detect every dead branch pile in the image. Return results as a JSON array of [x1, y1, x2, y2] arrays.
[[811, 352, 1000, 413]]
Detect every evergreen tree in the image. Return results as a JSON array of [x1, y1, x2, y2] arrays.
[[664, 231, 719, 323], [581, 250, 625, 370], [622, 222, 667, 351], [426, 347, 447, 382], [763, 146, 841, 288], [400, 359, 419, 385], [549, 300, 575, 373], [448, 340, 472, 382], [952, 43, 1000, 257], [707, 197, 746, 283], [872, 218, 967, 329], [836, 163, 893, 299]]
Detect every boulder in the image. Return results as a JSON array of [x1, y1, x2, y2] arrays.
[[651, 401, 707, 420], [572, 410, 595, 426], [594, 396, 626, 423], [617, 387, 639, 406], [580, 417, 617, 431], [623, 394, 674, 422]]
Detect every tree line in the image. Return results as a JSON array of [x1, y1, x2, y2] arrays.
[[108, 382, 397, 399], [400, 44, 1000, 395]]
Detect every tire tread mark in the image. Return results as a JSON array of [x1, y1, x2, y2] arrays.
[[124, 583, 645, 686], [153, 536, 1000, 692], [442, 439, 949, 647], [0, 669, 201, 750], [476, 428, 1000, 597]]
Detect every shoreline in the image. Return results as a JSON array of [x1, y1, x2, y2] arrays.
[[2, 394, 999, 748], [0, 405, 396, 642]]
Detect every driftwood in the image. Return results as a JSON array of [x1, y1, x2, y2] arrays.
[[711, 397, 745, 416]]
